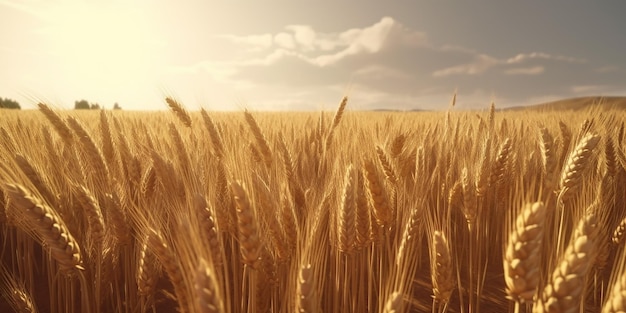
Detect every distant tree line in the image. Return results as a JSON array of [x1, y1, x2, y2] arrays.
[[0, 97, 20, 109], [0, 97, 122, 110], [74, 100, 122, 110]]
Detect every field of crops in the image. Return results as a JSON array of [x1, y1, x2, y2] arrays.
[[0, 98, 625, 312]]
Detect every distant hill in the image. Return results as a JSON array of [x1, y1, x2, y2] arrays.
[[506, 96, 626, 111]]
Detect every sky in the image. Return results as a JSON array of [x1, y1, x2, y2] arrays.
[[1, 0, 625, 111]]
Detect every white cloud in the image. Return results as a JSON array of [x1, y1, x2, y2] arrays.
[[285, 25, 317, 50], [274, 32, 295, 49], [433, 54, 499, 77], [353, 65, 411, 80], [505, 66, 545, 75], [433, 51, 584, 77], [506, 52, 586, 64], [195, 16, 625, 110], [219, 17, 427, 68]]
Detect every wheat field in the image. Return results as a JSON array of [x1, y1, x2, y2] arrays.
[[0, 98, 625, 313]]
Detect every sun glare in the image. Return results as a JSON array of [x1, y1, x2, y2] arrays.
[[36, 2, 162, 88]]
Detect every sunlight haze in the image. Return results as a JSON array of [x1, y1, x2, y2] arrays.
[[1, 0, 625, 110]]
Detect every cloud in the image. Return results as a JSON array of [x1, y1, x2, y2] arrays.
[[505, 52, 586, 64], [433, 54, 499, 77], [274, 32, 295, 49], [570, 85, 609, 94], [188, 16, 625, 110], [285, 25, 318, 50], [505, 66, 544, 75], [433, 52, 584, 77]]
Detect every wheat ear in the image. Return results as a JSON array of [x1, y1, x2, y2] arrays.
[[194, 194, 223, 266], [200, 109, 225, 158], [0, 266, 38, 313], [165, 97, 192, 127], [363, 159, 393, 228], [431, 231, 454, 303], [355, 169, 372, 248], [612, 217, 626, 245], [99, 110, 115, 165], [230, 180, 261, 267], [376, 145, 398, 185], [538, 127, 556, 187], [535, 211, 598, 313], [602, 262, 626, 312], [504, 202, 546, 302], [67, 116, 110, 182], [390, 133, 406, 158], [194, 258, 223, 313], [4, 184, 83, 274], [296, 263, 317, 313], [489, 138, 512, 186], [147, 228, 189, 311], [557, 133, 600, 203], [14, 154, 57, 207], [326, 96, 348, 148], [74, 185, 106, 255], [136, 236, 158, 300], [37, 103, 73, 145], [244, 110, 273, 167], [338, 164, 356, 253]]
